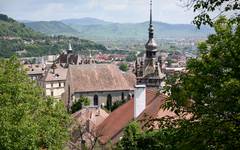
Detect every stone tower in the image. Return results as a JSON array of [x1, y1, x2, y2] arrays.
[[135, 0, 165, 88]]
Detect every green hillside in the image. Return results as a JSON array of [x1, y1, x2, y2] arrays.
[[0, 14, 43, 38], [24, 18, 213, 41], [25, 21, 80, 36], [0, 14, 107, 58], [61, 17, 111, 26], [69, 22, 213, 40]]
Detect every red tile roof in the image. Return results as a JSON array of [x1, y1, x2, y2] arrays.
[[96, 88, 173, 145]]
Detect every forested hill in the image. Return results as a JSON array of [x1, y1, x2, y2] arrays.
[[25, 21, 80, 37], [25, 17, 213, 40], [0, 14, 43, 38], [0, 14, 107, 58]]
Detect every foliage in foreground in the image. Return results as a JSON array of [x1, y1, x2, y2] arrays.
[[71, 96, 90, 113], [0, 56, 70, 150], [118, 17, 240, 150], [183, 0, 240, 28], [110, 99, 126, 112]]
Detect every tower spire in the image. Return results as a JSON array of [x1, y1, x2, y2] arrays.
[[145, 0, 157, 51], [150, 0, 152, 26], [149, 0, 154, 39]]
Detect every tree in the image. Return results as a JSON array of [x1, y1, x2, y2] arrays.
[[180, 0, 240, 28], [117, 121, 142, 150], [126, 53, 137, 62], [162, 17, 240, 149], [0, 56, 70, 149], [119, 63, 129, 72], [71, 96, 90, 113], [110, 99, 126, 111], [118, 17, 240, 150]]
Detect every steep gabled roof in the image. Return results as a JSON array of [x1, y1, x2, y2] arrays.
[[44, 65, 67, 82], [68, 64, 135, 93], [96, 89, 174, 145]]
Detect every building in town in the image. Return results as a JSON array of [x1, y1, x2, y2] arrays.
[[24, 64, 46, 86], [69, 107, 109, 149], [64, 64, 136, 111], [43, 63, 68, 99], [56, 43, 95, 68], [23, 43, 98, 99]]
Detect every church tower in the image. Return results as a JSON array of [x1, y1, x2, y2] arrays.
[[144, 0, 158, 76], [135, 0, 165, 88]]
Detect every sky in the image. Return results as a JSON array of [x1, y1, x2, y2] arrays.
[[0, 0, 197, 24]]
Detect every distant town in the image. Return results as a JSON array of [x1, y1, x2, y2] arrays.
[[1, 0, 237, 149]]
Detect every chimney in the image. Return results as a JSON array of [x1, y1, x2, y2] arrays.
[[134, 85, 146, 119]]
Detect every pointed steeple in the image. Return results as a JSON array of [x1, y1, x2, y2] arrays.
[[145, 0, 157, 55], [149, 0, 154, 39]]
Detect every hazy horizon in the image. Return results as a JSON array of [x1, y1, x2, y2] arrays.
[[0, 0, 196, 24]]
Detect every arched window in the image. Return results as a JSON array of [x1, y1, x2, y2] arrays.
[[121, 92, 124, 100], [107, 94, 112, 110], [94, 95, 98, 106], [67, 85, 71, 111]]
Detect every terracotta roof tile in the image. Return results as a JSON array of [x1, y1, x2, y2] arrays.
[[72, 107, 109, 129], [96, 88, 171, 145], [24, 64, 45, 75], [97, 100, 134, 144]]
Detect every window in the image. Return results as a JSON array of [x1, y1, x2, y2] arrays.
[[68, 85, 71, 110], [59, 82, 61, 87], [121, 92, 124, 100], [127, 93, 132, 100], [94, 95, 98, 106], [51, 83, 53, 87], [107, 94, 112, 110], [51, 91, 54, 96]]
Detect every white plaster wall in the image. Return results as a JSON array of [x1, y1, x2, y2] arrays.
[[46, 83, 52, 88], [73, 91, 133, 107], [45, 81, 65, 99], [134, 85, 146, 118]]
